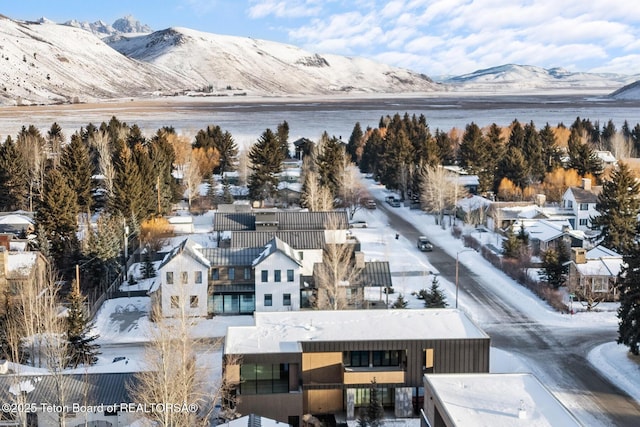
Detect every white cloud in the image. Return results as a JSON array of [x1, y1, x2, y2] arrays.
[[244, 0, 640, 76]]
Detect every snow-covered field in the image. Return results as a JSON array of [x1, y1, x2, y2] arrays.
[[83, 178, 639, 421]]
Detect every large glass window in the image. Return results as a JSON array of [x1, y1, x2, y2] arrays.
[[264, 294, 273, 306], [228, 268, 235, 280], [244, 268, 251, 280], [212, 269, 219, 280], [240, 364, 289, 395], [372, 350, 401, 367], [287, 269, 294, 282], [352, 387, 395, 408], [345, 351, 369, 367], [240, 294, 255, 313], [261, 270, 268, 282]]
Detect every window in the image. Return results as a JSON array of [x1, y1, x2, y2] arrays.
[[190, 296, 199, 308], [298, 251, 304, 260], [274, 270, 281, 282], [579, 218, 588, 226], [283, 293, 291, 306], [170, 296, 180, 308], [345, 351, 369, 367], [261, 270, 268, 282], [212, 268, 219, 280], [228, 268, 235, 280], [566, 200, 573, 209], [166, 271, 174, 284], [424, 348, 434, 371], [244, 268, 251, 280], [264, 294, 272, 306], [240, 364, 289, 395], [195, 271, 202, 284], [372, 350, 401, 367], [580, 203, 589, 211], [181, 271, 188, 284], [287, 269, 294, 282]]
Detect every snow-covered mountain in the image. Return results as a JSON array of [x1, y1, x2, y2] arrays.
[[105, 27, 438, 96], [62, 15, 151, 38], [610, 80, 640, 99], [0, 16, 439, 106], [446, 64, 638, 92], [0, 16, 196, 105]]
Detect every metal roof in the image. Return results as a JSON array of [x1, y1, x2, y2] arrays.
[[0, 372, 137, 406], [199, 247, 264, 266], [231, 230, 325, 249], [313, 261, 392, 288], [213, 211, 348, 231]]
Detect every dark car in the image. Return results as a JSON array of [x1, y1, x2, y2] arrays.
[[417, 236, 433, 251]]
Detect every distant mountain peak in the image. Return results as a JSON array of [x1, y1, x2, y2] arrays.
[[63, 15, 152, 38]]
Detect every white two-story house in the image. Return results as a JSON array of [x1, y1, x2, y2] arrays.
[[562, 178, 601, 232], [152, 239, 210, 317], [253, 237, 303, 311]]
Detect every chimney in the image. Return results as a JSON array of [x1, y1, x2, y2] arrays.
[[535, 194, 546, 207], [582, 178, 591, 191], [572, 248, 586, 264], [0, 234, 10, 251], [354, 251, 365, 269]]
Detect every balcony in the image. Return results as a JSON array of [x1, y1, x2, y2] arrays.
[[343, 366, 405, 385]]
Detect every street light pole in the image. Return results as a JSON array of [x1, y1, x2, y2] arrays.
[[455, 248, 474, 309]]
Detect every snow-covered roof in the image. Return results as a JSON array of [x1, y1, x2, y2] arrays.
[[425, 373, 581, 427], [575, 258, 623, 277], [0, 214, 33, 225], [252, 237, 302, 267], [512, 219, 572, 243], [586, 246, 620, 259], [225, 309, 489, 355], [7, 252, 37, 275], [158, 238, 211, 270]]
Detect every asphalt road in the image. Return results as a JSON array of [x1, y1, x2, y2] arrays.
[[376, 199, 640, 426]]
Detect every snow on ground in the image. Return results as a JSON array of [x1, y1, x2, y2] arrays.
[[88, 178, 639, 409]]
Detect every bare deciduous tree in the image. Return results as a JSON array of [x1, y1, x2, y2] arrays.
[[339, 159, 367, 219], [90, 130, 115, 197], [131, 283, 237, 426], [420, 165, 467, 228], [184, 154, 203, 210]]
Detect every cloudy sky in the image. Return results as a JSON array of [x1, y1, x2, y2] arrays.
[[6, 0, 640, 77]]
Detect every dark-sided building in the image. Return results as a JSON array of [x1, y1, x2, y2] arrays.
[[223, 309, 490, 425]]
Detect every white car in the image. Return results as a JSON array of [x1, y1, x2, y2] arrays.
[[349, 220, 368, 228]]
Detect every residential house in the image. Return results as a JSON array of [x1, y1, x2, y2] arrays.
[[562, 178, 601, 232], [0, 212, 34, 237], [0, 241, 49, 317], [421, 373, 581, 427], [152, 239, 210, 317], [0, 372, 139, 427], [566, 246, 623, 302], [510, 219, 584, 256], [223, 309, 491, 425]]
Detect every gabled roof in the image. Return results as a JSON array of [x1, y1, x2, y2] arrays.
[[511, 219, 572, 243], [312, 261, 392, 288], [158, 238, 211, 270], [253, 237, 302, 267], [231, 230, 325, 250], [574, 245, 624, 277], [199, 247, 264, 267], [567, 186, 601, 203], [213, 210, 349, 231], [0, 373, 137, 406]]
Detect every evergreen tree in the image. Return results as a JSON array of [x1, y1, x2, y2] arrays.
[[60, 132, 94, 214], [36, 169, 80, 272], [617, 243, 640, 355], [149, 130, 179, 215], [277, 120, 290, 159], [66, 284, 100, 368], [458, 122, 489, 176], [247, 128, 284, 202], [111, 144, 144, 221], [435, 128, 456, 166], [539, 123, 563, 172], [567, 128, 603, 178], [140, 247, 157, 279], [495, 146, 529, 192], [522, 121, 545, 183], [194, 125, 238, 174], [316, 132, 345, 198], [82, 213, 123, 292], [502, 226, 524, 259], [360, 129, 384, 175], [424, 277, 448, 308], [391, 294, 409, 309], [367, 380, 384, 427], [0, 136, 29, 211], [539, 243, 569, 288], [591, 162, 640, 255], [347, 122, 364, 164]]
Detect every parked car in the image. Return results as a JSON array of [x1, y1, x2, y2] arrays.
[[417, 236, 433, 251], [365, 199, 377, 209], [388, 199, 401, 207], [349, 220, 368, 228]]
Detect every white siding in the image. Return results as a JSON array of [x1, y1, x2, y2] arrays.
[[158, 252, 208, 317], [254, 252, 301, 312]]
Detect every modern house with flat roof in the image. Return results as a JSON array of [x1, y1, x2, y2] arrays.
[[223, 309, 491, 425], [422, 373, 581, 427]]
